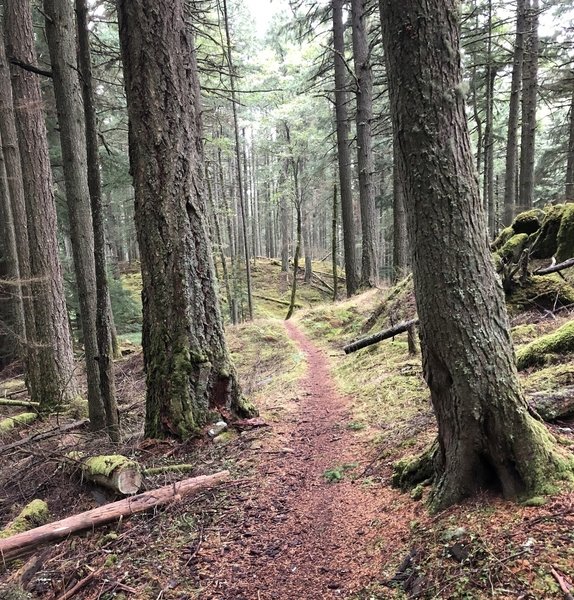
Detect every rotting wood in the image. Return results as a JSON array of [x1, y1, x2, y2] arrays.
[[0, 398, 39, 408], [344, 319, 419, 354], [0, 470, 230, 562]]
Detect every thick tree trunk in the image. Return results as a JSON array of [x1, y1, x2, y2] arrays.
[[566, 87, 574, 201], [44, 0, 106, 431], [5, 0, 77, 409], [503, 0, 526, 224], [117, 0, 254, 438], [518, 0, 539, 211], [75, 0, 119, 439], [351, 0, 377, 288], [333, 0, 359, 296], [381, 0, 562, 510]]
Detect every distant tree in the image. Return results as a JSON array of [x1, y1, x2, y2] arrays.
[[381, 0, 567, 509], [117, 0, 255, 437]]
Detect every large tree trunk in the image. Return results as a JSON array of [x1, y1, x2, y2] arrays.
[[351, 0, 377, 288], [117, 0, 254, 438], [503, 0, 526, 224], [75, 0, 119, 439], [332, 0, 359, 297], [5, 0, 77, 409], [44, 0, 106, 431], [518, 0, 539, 211], [381, 0, 562, 511], [566, 86, 574, 201]]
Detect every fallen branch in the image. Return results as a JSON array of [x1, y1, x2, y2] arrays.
[[0, 398, 39, 408], [0, 471, 230, 562], [551, 566, 574, 600], [344, 319, 420, 354], [535, 257, 574, 276], [0, 419, 89, 453]]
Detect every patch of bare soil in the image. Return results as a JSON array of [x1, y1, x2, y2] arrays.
[[195, 321, 408, 599]]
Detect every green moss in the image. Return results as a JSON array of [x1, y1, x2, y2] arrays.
[[491, 226, 515, 251], [531, 205, 566, 259], [512, 209, 545, 235], [499, 233, 529, 263], [506, 275, 574, 314], [516, 320, 574, 370], [556, 203, 574, 262], [0, 499, 49, 538], [0, 412, 37, 434], [511, 324, 538, 345]]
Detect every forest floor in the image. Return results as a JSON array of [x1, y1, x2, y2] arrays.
[[1, 260, 574, 599]]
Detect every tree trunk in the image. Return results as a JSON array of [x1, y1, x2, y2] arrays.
[[381, 0, 563, 511], [566, 86, 574, 201], [44, 0, 106, 431], [75, 0, 119, 439], [333, 0, 359, 296], [503, 0, 526, 224], [5, 0, 77, 410], [351, 0, 377, 288], [518, 0, 539, 211], [117, 0, 255, 438]]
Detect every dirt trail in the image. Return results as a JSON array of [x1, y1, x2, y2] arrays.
[[199, 321, 389, 599]]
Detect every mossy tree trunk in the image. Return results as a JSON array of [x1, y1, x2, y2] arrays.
[[381, 0, 566, 510], [117, 0, 254, 438]]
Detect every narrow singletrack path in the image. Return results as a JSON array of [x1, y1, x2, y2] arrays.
[[198, 321, 395, 599]]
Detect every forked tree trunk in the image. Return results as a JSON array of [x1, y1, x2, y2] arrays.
[[5, 0, 77, 409], [117, 0, 255, 438], [503, 0, 526, 223], [381, 0, 563, 510], [44, 0, 106, 431]]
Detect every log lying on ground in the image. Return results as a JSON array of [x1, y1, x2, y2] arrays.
[[0, 501, 49, 540], [0, 399, 39, 409], [528, 386, 574, 422], [0, 413, 37, 434], [68, 454, 142, 495], [0, 471, 230, 562], [344, 319, 420, 354]]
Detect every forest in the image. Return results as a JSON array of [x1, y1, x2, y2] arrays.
[[0, 0, 574, 598]]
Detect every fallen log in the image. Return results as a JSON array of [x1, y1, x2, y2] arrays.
[[67, 454, 142, 495], [0, 398, 39, 409], [0, 470, 230, 562], [344, 319, 420, 354], [528, 386, 574, 422], [535, 257, 574, 276]]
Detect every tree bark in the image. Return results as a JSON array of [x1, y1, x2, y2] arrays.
[[5, 0, 77, 410], [333, 0, 359, 296], [503, 0, 526, 224], [566, 86, 574, 201], [351, 0, 377, 288], [75, 0, 119, 439], [381, 0, 562, 510], [117, 0, 254, 438], [518, 0, 539, 211], [44, 0, 106, 431]]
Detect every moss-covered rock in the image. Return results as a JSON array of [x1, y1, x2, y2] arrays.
[[556, 203, 574, 262], [512, 209, 545, 235], [499, 233, 529, 263], [491, 227, 515, 252], [531, 204, 566, 259], [516, 321, 574, 370], [0, 499, 49, 539], [506, 275, 574, 314]]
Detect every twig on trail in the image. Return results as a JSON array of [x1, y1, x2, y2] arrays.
[[551, 567, 574, 600], [56, 566, 103, 600]]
